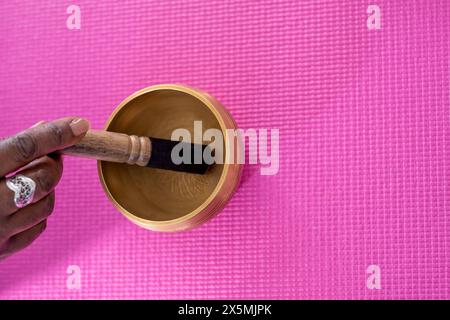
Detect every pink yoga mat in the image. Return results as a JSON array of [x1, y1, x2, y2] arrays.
[[0, 0, 448, 299]]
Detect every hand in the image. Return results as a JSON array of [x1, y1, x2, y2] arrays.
[[0, 118, 90, 261]]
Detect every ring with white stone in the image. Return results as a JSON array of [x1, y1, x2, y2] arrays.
[[6, 174, 36, 209]]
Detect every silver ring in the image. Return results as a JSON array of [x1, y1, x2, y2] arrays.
[[6, 174, 36, 209]]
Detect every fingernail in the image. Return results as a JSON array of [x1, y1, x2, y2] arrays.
[[69, 118, 90, 136], [30, 120, 46, 128]]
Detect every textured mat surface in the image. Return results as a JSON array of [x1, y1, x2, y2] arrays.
[[0, 0, 449, 299]]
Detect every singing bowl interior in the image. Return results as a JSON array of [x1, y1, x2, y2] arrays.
[[99, 86, 225, 226]]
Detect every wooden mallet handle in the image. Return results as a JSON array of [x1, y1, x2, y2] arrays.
[[61, 129, 151, 166]]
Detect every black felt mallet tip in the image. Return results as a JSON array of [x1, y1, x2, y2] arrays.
[[146, 137, 213, 174]]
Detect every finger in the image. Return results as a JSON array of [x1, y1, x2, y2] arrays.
[[0, 117, 89, 177], [30, 120, 47, 128], [20, 152, 62, 172], [5, 192, 54, 236], [4, 220, 47, 256], [0, 155, 62, 216]]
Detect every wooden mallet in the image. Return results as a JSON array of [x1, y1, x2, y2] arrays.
[[61, 129, 212, 174]]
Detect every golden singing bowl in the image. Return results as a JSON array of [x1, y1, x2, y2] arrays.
[[98, 84, 242, 232]]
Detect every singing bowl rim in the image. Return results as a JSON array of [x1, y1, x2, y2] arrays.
[[97, 84, 242, 232]]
